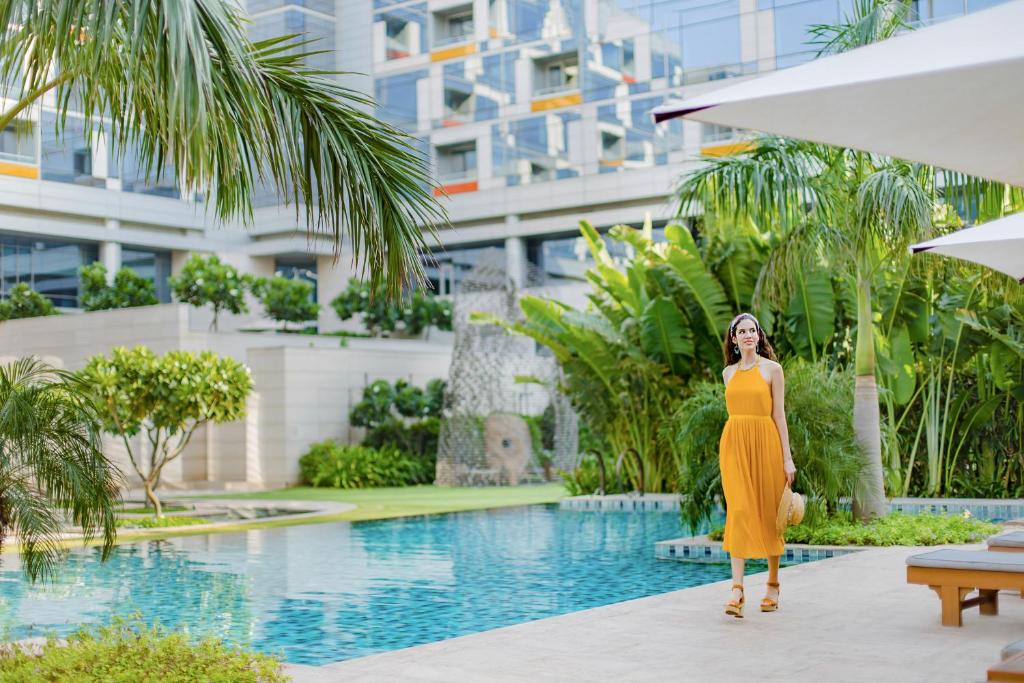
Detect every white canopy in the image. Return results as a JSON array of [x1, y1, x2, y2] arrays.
[[910, 212, 1024, 282], [651, 1, 1024, 186]]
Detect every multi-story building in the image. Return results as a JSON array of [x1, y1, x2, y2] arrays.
[[365, 0, 1004, 294], [0, 0, 1002, 319]]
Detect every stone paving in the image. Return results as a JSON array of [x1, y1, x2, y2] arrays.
[[283, 544, 1023, 682]]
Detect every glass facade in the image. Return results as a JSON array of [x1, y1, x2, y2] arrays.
[[420, 244, 505, 294], [122, 248, 173, 303], [0, 235, 98, 308], [370, 0, 995, 195]]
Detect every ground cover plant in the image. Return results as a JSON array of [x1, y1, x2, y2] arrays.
[[708, 511, 1000, 547], [0, 617, 285, 683], [115, 515, 210, 529]]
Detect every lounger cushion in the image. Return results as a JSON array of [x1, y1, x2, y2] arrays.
[[906, 549, 1024, 572], [1004, 640, 1024, 661], [989, 531, 1024, 549]]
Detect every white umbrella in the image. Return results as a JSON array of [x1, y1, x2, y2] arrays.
[[910, 212, 1024, 282], [651, 1, 1024, 187]]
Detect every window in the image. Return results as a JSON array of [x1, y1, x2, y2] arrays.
[[444, 88, 474, 123], [0, 235, 98, 308], [41, 112, 104, 187], [275, 257, 318, 302], [534, 53, 579, 96], [375, 71, 426, 130], [434, 6, 474, 46], [420, 244, 504, 295], [600, 130, 624, 162], [375, 4, 427, 61], [0, 120, 37, 164], [436, 142, 477, 182], [122, 248, 172, 302], [702, 123, 735, 144]]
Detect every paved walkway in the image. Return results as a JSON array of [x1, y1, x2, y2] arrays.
[[284, 544, 1023, 682]]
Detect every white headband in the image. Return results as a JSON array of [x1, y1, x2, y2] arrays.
[[729, 313, 760, 334]]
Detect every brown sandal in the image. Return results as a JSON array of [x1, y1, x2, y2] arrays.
[[725, 584, 744, 618], [761, 582, 780, 612]]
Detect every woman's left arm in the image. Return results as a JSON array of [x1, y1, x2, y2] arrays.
[[769, 364, 796, 486]]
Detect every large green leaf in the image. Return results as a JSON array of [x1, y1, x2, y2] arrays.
[[888, 324, 916, 405], [664, 223, 699, 258], [660, 247, 732, 337], [639, 297, 694, 373], [785, 269, 834, 358]]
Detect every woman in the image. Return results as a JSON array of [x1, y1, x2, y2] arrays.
[[719, 313, 796, 618]]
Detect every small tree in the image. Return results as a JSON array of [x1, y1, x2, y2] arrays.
[[253, 276, 319, 331], [79, 263, 159, 311], [331, 278, 452, 337], [0, 283, 58, 320], [169, 255, 252, 331], [80, 346, 253, 517]]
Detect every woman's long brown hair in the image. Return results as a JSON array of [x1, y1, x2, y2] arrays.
[[723, 313, 777, 366]]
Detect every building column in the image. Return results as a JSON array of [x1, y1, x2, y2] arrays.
[[504, 218, 527, 289], [99, 219, 121, 284], [316, 253, 356, 333]]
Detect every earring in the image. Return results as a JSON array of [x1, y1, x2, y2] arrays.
[[734, 344, 739, 355]]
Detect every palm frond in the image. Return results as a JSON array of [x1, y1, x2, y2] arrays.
[[808, 0, 910, 56], [0, 0, 446, 295], [0, 358, 120, 581]]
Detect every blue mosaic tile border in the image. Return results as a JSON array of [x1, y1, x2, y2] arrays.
[[559, 494, 682, 512], [653, 537, 862, 565], [562, 495, 1024, 521]]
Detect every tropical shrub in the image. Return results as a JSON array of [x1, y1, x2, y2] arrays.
[[298, 442, 433, 488], [79, 262, 159, 311], [0, 283, 58, 320], [0, 617, 285, 682], [363, 417, 440, 461], [670, 361, 863, 533], [115, 515, 210, 529], [0, 359, 120, 582], [706, 511, 999, 546], [560, 451, 629, 496], [252, 276, 319, 330], [169, 254, 254, 331], [331, 278, 452, 336], [79, 347, 253, 517]]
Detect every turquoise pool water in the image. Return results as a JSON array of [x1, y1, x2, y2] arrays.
[[0, 504, 730, 665]]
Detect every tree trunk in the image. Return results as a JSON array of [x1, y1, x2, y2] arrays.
[[143, 478, 163, 518], [852, 272, 887, 520]]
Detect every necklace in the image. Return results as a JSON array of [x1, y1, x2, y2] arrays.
[[739, 357, 760, 371]]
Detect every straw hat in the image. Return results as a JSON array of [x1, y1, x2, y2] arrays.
[[776, 486, 805, 536]]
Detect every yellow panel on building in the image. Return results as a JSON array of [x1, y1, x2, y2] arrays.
[[0, 161, 40, 179], [431, 43, 476, 62], [530, 92, 583, 112], [700, 141, 756, 157]]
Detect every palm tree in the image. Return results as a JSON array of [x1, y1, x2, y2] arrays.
[[0, 358, 121, 582], [677, 0, 1018, 518], [0, 0, 446, 295]]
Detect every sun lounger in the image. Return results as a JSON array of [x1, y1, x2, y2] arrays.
[[906, 550, 1024, 626], [988, 645, 1024, 681], [989, 531, 1024, 553]]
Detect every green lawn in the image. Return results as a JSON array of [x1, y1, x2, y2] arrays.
[[197, 484, 567, 522]]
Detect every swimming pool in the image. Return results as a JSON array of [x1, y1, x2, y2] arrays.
[[0, 504, 731, 665]]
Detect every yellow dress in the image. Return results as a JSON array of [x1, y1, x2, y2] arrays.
[[719, 363, 786, 559]]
